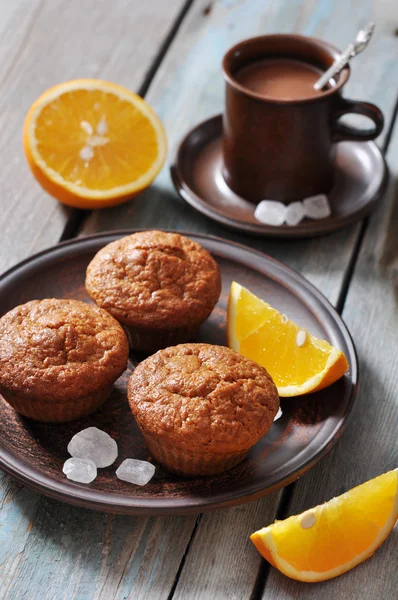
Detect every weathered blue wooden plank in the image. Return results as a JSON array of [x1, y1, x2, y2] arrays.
[[263, 101, 398, 600], [0, 476, 40, 598], [2, 496, 195, 600]]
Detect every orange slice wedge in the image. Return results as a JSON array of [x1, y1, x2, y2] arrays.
[[250, 469, 398, 582], [23, 79, 167, 209], [227, 281, 349, 397]]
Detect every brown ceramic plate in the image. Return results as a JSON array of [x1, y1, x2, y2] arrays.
[[171, 115, 388, 238], [0, 231, 358, 514]]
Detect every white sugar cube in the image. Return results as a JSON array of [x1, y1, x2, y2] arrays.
[[116, 459, 156, 486], [63, 457, 97, 483], [254, 200, 287, 226], [67, 427, 118, 468], [303, 195, 331, 220], [285, 201, 305, 226]]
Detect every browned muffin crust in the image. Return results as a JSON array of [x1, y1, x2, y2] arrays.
[[85, 231, 221, 330], [0, 299, 129, 401], [128, 343, 279, 454]]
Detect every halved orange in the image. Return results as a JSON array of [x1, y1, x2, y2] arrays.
[[250, 469, 398, 582], [23, 79, 167, 209], [227, 281, 349, 397]]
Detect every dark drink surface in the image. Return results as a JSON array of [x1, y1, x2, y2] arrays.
[[235, 58, 329, 100]]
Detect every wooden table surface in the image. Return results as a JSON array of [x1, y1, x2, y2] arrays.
[[0, 1, 397, 598]]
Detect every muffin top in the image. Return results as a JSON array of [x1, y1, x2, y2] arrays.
[[128, 343, 279, 453], [85, 231, 221, 330], [0, 299, 129, 401]]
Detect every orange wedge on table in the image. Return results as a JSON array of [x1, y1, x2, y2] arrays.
[[227, 282, 349, 397], [251, 469, 398, 582], [23, 79, 167, 209]]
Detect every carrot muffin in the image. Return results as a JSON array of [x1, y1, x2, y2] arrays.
[[85, 231, 221, 351], [128, 343, 279, 476], [0, 299, 129, 422]]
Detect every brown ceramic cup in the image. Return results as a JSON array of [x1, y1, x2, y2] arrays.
[[222, 34, 384, 204]]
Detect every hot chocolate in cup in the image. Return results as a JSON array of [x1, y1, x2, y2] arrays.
[[222, 34, 384, 204]]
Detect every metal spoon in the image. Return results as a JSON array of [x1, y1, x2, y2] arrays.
[[314, 22, 375, 91]]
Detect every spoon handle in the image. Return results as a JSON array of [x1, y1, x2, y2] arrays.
[[314, 22, 375, 91]]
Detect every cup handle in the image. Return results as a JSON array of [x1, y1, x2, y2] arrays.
[[332, 98, 384, 142]]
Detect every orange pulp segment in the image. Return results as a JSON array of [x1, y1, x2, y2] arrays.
[[250, 469, 398, 582], [227, 281, 349, 397]]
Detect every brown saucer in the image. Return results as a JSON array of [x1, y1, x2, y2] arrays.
[[0, 231, 358, 515], [171, 115, 388, 238]]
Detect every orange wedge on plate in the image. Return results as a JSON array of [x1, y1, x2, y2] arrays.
[[23, 79, 167, 209], [250, 469, 398, 582], [227, 281, 349, 397]]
